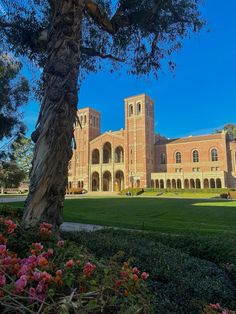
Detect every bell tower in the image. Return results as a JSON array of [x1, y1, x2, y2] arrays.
[[69, 108, 100, 190], [124, 94, 155, 188]]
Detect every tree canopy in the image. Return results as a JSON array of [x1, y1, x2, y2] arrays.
[[0, 0, 204, 227], [0, 0, 204, 78], [0, 53, 29, 142]]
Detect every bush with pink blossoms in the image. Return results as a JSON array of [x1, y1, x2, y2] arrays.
[[0, 216, 151, 313], [203, 303, 236, 314]]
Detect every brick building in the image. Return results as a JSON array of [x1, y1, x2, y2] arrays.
[[68, 94, 236, 191]]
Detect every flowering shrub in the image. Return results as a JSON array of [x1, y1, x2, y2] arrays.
[[203, 303, 236, 314], [0, 216, 151, 313]]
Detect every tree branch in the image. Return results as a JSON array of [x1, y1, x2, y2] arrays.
[[84, 0, 114, 34], [0, 20, 12, 29], [81, 46, 125, 62]]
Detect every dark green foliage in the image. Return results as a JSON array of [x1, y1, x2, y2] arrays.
[[146, 188, 229, 194], [63, 230, 236, 313], [0, 161, 26, 188]]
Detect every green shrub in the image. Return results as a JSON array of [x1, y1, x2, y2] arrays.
[[120, 187, 144, 196], [145, 188, 229, 194], [63, 229, 235, 314]]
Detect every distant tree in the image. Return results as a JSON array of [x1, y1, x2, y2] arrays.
[[10, 136, 34, 179], [0, 161, 26, 193], [0, 53, 29, 143], [0, 0, 204, 227], [216, 124, 236, 140]]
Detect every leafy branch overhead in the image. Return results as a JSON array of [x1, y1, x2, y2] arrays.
[[0, 0, 204, 77]]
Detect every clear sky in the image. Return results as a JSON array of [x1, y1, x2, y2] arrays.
[[23, 0, 236, 139]]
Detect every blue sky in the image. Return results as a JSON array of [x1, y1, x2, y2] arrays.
[[23, 0, 236, 139]]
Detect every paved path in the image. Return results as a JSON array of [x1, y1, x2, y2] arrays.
[[61, 222, 104, 232], [0, 196, 27, 203]]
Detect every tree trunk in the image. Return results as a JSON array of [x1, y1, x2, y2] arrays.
[[23, 0, 83, 228]]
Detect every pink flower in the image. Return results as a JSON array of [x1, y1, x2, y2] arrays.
[[33, 271, 41, 281], [40, 222, 52, 229], [57, 240, 65, 247], [0, 274, 6, 286], [56, 269, 62, 276], [210, 303, 222, 310], [31, 243, 43, 251], [0, 245, 7, 255], [132, 267, 140, 274], [66, 259, 74, 268], [83, 262, 96, 277], [15, 275, 28, 293], [41, 271, 52, 283], [141, 272, 149, 280], [222, 310, 229, 314], [47, 248, 54, 256]]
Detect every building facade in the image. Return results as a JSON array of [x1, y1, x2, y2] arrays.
[[68, 94, 236, 191]]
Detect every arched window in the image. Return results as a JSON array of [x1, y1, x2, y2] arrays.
[[211, 149, 218, 161], [84, 115, 87, 125], [176, 152, 182, 164], [137, 102, 141, 115], [193, 150, 199, 162], [129, 104, 133, 116], [160, 153, 166, 164]]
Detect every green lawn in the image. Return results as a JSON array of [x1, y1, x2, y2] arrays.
[[4, 197, 236, 235]]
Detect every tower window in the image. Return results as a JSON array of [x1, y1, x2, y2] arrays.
[[176, 152, 182, 164], [211, 149, 218, 161], [137, 102, 141, 115], [84, 115, 86, 125], [129, 104, 133, 116], [193, 150, 199, 162]]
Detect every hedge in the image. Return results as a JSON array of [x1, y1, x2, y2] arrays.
[[63, 229, 235, 313]]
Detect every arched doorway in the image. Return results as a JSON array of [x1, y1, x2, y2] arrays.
[[103, 142, 112, 163], [91, 172, 99, 191], [114, 170, 124, 191], [210, 179, 216, 188], [172, 179, 176, 189], [103, 171, 112, 191], [114, 146, 124, 163], [92, 149, 100, 164], [177, 179, 182, 189], [196, 179, 201, 189], [216, 178, 222, 188], [155, 180, 159, 188], [136, 179, 140, 188], [190, 179, 195, 189], [184, 179, 189, 189], [160, 179, 164, 189], [166, 179, 171, 189], [203, 179, 209, 188]]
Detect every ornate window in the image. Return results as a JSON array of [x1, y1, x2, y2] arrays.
[[193, 150, 199, 162], [211, 149, 218, 161], [176, 152, 182, 164], [160, 153, 166, 164]]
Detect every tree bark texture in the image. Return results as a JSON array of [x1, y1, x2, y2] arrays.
[[23, 0, 83, 227]]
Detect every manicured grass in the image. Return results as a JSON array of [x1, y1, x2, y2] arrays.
[[5, 197, 236, 235]]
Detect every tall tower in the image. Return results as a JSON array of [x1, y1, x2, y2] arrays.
[[69, 108, 100, 190], [124, 94, 155, 188]]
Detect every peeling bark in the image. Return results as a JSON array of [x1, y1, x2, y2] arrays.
[[23, 0, 83, 228]]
